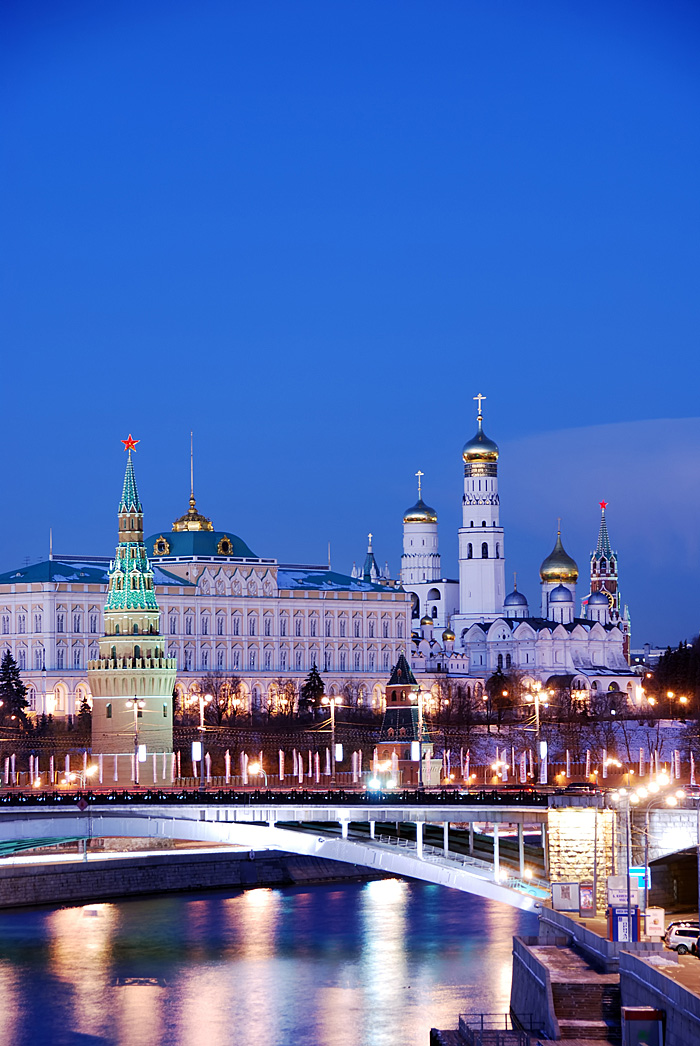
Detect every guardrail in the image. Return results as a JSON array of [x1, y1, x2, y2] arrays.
[[0, 787, 549, 808], [458, 1012, 537, 1046]]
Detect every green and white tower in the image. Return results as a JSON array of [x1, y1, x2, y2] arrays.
[[88, 436, 177, 767]]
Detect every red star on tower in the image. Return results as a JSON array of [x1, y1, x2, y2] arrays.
[[121, 434, 140, 452], [599, 500, 607, 510]]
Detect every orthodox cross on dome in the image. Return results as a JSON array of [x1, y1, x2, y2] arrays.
[[473, 393, 486, 417], [368, 532, 373, 550], [557, 516, 562, 535], [415, 470, 424, 498], [121, 434, 139, 452]]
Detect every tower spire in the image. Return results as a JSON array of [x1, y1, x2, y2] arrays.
[[190, 430, 194, 502], [415, 470, 424, 499], [595, 501, 612, 556]]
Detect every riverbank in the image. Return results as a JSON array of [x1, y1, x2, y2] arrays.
[[0, 847, 380, 909]]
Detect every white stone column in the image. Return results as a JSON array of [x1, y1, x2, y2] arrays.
[[443, 821, 449, 856], [469, 821, 474, 855], [369, 820, 375, 839], [493, 823, 500, 881], [518, 823, 525, 878], [416, 821, 423, 859], [341, 820, 348, 839]]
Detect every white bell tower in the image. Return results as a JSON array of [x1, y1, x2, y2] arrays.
[[454, 395, 506, 627]]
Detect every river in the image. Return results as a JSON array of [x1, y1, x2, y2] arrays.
[[0, 880, 538, 1046]]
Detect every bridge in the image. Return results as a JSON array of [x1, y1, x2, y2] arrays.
[[0, 788, 550, 910], [3, 787, 695, 912]]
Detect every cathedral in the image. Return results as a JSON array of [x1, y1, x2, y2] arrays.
[[400, 398, 637, 703]]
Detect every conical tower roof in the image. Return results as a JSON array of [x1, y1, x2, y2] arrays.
[[387, 652, 417, 687], [595, 501, 613, 557], [119, 449, 142, 514]]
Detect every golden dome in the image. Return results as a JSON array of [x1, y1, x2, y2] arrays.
[[442, 627, 455, 641], [540, 532, 579, 583], [403, 497, 438, 524], [420, 615, 433, 626], [172, 495, 214, 533], [462, 418, 499, 463]]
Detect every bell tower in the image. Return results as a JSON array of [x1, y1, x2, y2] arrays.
[[455, 395, 506, 624]]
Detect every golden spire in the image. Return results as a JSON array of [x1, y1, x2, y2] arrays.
[[172, 431, 214, 532]]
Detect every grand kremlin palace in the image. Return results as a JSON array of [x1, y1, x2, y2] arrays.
[[0, 466, 411, 719]]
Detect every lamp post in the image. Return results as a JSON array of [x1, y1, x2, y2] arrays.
[[611, 774, 680, 940], [197, 693, 212, 790], [410, 689, 425, 787], [126, 698, 145, 785], [321, 695, 342, 783], [248, 761, 268, 788]]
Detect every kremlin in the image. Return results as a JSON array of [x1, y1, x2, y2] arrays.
[[0, 398, 636, 734]]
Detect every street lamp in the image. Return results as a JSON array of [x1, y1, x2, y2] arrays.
[[321, 695, 342, 783], [62, 765, 99, 788], [409, 689, 425, 787], [248, 761, 268, 787], [197, 692, 212, 790], [126, 699, 145, 785], [611, 778, 684, 939]]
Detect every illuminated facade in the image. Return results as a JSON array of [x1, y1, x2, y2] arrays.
[[0, 451, 411, 719], [404, 397, 637, 701]]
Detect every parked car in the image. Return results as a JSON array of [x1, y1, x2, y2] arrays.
[[665, 923, 700, 954]]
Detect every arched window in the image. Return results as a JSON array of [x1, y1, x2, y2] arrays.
[[497, 653, 503, 669], [106, 703, 112, 719], [495, 543, 500, 559], [481, 542, 488, 558], [467, 543, 473, 559], [482, 520, 486, 527], [506, 653, 512, 669]]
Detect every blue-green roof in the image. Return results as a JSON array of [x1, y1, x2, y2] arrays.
[[277, 568, 393, 593], [145, 530, 257, 560], [0, 558, 193, 588]]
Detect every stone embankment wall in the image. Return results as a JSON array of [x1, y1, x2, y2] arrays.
[[0, 851, 377, 909], [509, 935, 559, 1040], [620, 951, 700, 1046]]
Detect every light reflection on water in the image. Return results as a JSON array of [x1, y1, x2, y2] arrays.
[[0, 880, 538, 1046]]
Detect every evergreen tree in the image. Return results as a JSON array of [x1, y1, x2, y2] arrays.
[[77, 696, 92, 734], [0, 650, 29, 727], [299, 662, 325, 714]]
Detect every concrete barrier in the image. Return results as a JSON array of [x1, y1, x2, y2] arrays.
[[620, 950, 700, 1046], [510, 935, 559, 1041], [537, 906, 664, 972]]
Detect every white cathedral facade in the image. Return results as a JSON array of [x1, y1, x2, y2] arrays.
[[400, 399, 637, 703]]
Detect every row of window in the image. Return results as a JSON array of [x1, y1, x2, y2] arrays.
[[176, 647, 392, 674], [167, 614, 404, 639], [1, 611, 405, 640], [1, 613, 101, 635]]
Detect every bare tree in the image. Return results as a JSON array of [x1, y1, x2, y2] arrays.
[[198, 672, 243, 725]]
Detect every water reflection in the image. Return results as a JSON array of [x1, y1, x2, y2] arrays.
[[0, 881, 538, 1046]]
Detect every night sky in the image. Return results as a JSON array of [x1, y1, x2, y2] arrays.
[[2, 1, 699, 646]]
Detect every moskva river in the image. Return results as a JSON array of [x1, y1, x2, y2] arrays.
[[0, 880, 538, 1046]]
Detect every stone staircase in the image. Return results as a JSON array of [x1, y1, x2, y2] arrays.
[[551, 978, 621, 1042]]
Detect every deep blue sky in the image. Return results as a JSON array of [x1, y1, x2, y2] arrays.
[[2, 0, 699, 646]]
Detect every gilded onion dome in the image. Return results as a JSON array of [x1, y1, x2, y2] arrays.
[[462, 416, 499, 463], [540, 532, 579, 583], [420, 614, 433, 626], [442, 627, 455, 641], [403, 497, 438, 524]]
